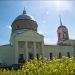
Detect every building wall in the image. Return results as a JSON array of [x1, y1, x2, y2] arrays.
[[0, 44, 15, 65], [11, 30, 44, 64], [0, 30, 75, 65], [44, 45, 74, 59]]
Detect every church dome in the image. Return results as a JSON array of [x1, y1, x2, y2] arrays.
[[11, 8, 38, 32], [15, 13, 35, 21]]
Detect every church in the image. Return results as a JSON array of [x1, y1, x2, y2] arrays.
[[0, 9, 75, 66]]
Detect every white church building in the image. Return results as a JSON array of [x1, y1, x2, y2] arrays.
[[0, 9, 75, 66]]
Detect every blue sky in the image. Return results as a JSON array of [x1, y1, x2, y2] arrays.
[[0, 1, 75, 45]]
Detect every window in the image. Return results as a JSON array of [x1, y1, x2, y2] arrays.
[[28, 42, 33, 49], [18, 41, 25, 48], [36, 42, 42, 49], [63, 34, 65, 39], [36, 53, 39, 59], [29, 53, 34, 60], [59, 52, 62, 58], [58, 33, 61, 38], [67, 52, 70, 58], [18, 54, 24, 63], [16, 25, 20, 30], [49, 53, 53, 60], [19, 54, 24, 60]]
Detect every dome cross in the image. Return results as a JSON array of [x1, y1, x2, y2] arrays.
[[23, 7, 26, 14]]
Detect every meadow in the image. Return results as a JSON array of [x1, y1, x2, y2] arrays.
[[0, 57, 75, 75]]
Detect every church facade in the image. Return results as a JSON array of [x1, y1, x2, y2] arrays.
[[0, 9, 75, 66]]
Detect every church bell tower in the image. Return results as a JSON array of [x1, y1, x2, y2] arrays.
[[57, 17, 69, 45]]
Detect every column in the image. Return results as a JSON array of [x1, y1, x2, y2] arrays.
[[42, 42, 44, 58], [25, 41, 28, 61], [33, 42, 37, 58]]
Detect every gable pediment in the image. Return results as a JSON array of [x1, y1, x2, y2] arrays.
[[14, 30, 44, 42]]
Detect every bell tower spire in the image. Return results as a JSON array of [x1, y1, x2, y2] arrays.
[[59, 15, 62, 26]]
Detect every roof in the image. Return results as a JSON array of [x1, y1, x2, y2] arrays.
[[63, 40, 75, 46], [15, 14, 35, 21], [58, 25, 67, 29], [44, 45, 72, 47], [12, 30, 44, 38], [15, 9, 35, 21]]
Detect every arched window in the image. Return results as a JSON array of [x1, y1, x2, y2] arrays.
[[49, 53, 53, 60], [59, 52, 62, 58], [18, 54, 24, 63], [29, 53, 34, 60], [36, 53, 39, 59], [67, 52, 70, 58], [18, 41, 25, 48], [16, 25, 20, 30], [58, 33, 61, 39]]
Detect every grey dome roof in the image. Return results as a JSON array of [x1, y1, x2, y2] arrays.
[[15, 9, 35, 21], [11, 8, 38, 32], [15, 14, 35, 21]]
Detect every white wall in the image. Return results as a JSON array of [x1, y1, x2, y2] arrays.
[[0, 44, 15, 65], [44, 45, 74, 59]]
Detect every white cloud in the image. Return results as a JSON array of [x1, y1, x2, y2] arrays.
[[6, 25, 11, 30], [38, 31, 44, 35], [39, 1, 73, 13], [54, 1, 73, 12], [44, 38, 51, 45]]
